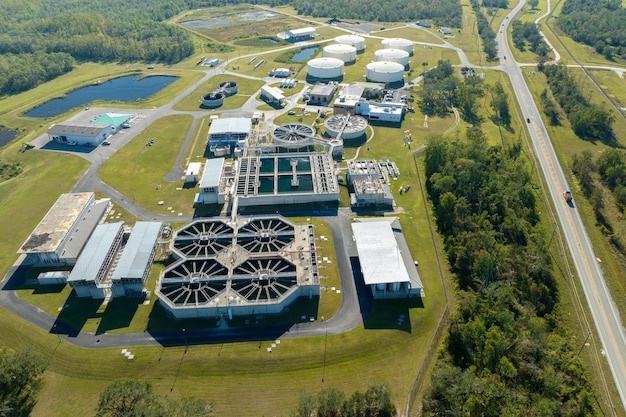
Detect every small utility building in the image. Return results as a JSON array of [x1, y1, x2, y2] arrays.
[[260, 86, 286, 107], [195, 158, 227, 205], [285, 27, 315, 41], [351, 218, 423, 299]]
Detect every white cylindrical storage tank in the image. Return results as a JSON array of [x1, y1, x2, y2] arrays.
[[323, 44, 357, 63], [307, 57, 344, 79], [366, 61, 405, 83], [334, 34, 366, 52], [381, 38, 414, 55], [374, 49, 410, 66]]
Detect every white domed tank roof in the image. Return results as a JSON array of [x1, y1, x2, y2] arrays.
[[366, 61, 405, 83], [334, 34, 365, 52], [323, 44, 357, 63], [307, 57, 344, 79], [325, 115, 368, 140], [374, 49, 410, 66], [381, 38, 414, 55]]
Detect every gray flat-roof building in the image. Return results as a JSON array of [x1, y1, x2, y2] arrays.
[[68, 222, 124, 299], [111, 222, 162, 297], [47, 123, 113, 147], [351, 218, 423, 299], [347, 160, 394, 207], [308, 83, 338, 106], [18, 192, 110, 266]]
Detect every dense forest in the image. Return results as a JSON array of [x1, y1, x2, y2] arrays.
[[421, 132, 597, 416], [290, 0, 462, 27], [540, 64, 615, 143], [0, 0, 463, 96], [557, 0, 626, 60]]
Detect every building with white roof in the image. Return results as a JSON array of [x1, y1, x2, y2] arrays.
[[184, 162, 203, 185], [67, 222, 124, 299], [351, 219, 423, 299], [260, 86, 286, 107], [196, 158, 228, 205], [207, 117, 252, 155], [354, 100, 404, 123], [111, 222, 163, 297], [285, 27, 315, 41], [18, 192, 110, 266]]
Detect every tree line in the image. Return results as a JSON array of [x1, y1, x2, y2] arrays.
[[96, 380, 213, 417], [572, 149, 626, 253], [511, 21, 551, 63], [469, 0, 498, 61], [421, 132, 598, 416], [558, 0, 626, 61], [290, 382, 396, 417], [0, 0, 197, 95], [540, 64, 615, 144], [290, 0, 462, 27]]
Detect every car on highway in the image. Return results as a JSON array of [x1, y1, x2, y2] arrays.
[[564, 190, 573, 202], [526, 118, 530, 123]]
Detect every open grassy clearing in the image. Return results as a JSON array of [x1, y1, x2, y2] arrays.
[[173, 74, 265, 111], [99, 114, 197, 215], [590, 69, 626, 108], [0, 149, 88, 279], [373, 26, 445, 45], [445, 0, 487, 67]]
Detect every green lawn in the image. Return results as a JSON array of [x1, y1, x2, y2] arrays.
[[99, 114, 197, 215]]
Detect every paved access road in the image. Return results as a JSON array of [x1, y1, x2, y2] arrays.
[[499, 1, 626, 411]]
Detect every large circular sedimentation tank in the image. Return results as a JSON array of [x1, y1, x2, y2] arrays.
[[307, 57, 344, 79], [202, 92, 224, 107], [334, 34, 365, 52], [366, 61, 405, 83], [324, 115, 368, 139], [322, 44, 357, 63], [217, 81, 238, 96], [374, 48, 410, 66], [381, 38, 414, 55], [273, 124, 316, 149]]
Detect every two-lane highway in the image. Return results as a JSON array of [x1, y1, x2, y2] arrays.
[[500, 1, 626, 412]]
